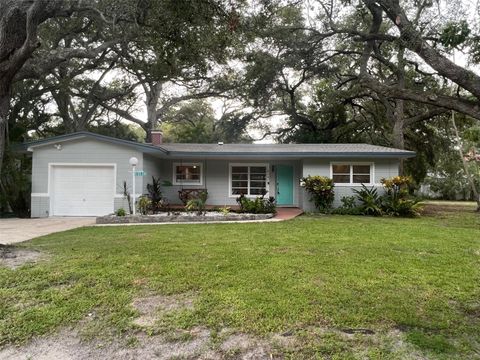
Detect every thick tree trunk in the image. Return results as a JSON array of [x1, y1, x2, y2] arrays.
[[392, 115, 405, 174], [0, 91, 10, 177], [144, 82, 162, 142]]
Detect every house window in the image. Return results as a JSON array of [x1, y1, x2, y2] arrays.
[[173, 163, 203, 185], [331, 163, 372, 184], [230, 164, 268, 196]]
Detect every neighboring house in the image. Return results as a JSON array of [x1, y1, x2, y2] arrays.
[[21, 131, 415, 217]]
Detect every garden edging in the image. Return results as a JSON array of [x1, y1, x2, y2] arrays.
[[96, 213, 274, 224]]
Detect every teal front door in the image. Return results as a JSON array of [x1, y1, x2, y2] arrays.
[[276, 165, 294, 205]]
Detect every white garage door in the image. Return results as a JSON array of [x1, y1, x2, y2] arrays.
[[51, 165, 115, 216]]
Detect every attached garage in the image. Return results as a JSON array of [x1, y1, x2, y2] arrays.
[[50, 164, 115, 216]]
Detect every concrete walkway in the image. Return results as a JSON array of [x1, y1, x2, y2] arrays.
[[275, 207, 304, 220], [0, 217, 95, 245]]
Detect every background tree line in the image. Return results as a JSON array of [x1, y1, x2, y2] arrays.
[[0, 0, 479, 215]]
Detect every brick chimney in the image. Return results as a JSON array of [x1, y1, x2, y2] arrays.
[[151, 130, 163, 146]]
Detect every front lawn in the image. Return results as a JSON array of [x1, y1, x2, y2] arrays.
[[1, 202, 479, 359]]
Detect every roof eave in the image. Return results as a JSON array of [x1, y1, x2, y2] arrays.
[[21, 131, 168, 154], [166, 151, 416, 158]]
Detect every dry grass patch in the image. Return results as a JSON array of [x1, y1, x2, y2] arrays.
[[0, 244, 45, 269]]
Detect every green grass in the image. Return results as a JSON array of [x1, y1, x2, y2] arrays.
[[1, 204, 479, 358]]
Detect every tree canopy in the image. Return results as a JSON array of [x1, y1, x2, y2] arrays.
[[1, 0, 480, 212]]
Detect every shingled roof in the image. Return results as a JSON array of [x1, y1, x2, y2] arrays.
[[160, 143, 415, 157], [19, 131, 415, 158]]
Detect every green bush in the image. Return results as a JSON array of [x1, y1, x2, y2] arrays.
[[0, 151, 31, 217], [185, 198, 207, 215], [381, 176, 422, 217], [331, 196, 362, 215], [137, 196, 152, 215], [236, 194, 276, 214], [353, 185, 383, 216], [340, 196, 357, 209], [146, 176, 163, 211], [382, 197, 422, 217], [301, 176, 335, 212], [218, 206, 231, 216], [116, 208, 126, 216], [351, 177, 422, 217]]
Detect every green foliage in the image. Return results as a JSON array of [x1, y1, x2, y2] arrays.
[[236, 194, 276, 214], [184, 190, 208, 215], [185, 198, 207, 216], [89, 122, 145, 142], [146, 176, 163, 211], [382, 197, 422, 217], [440, 21, 471, 49], [352, 177, 421, 217], [331, 196, 363, 215], [156, 199, 170, 213], [137, 196, 152, 215], [340, 195, 356, 209], [115, 208, 126, 217], [0, 151, 31, 217], [380, 176, 422, 217], [422, 118, 480, 201], [353, 185, 383, 216], [301, 176, 335, 213], [161, 100, 252, 143], [218, 206, 231, 216]]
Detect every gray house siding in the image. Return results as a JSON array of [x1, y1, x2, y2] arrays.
[[27, 134, 405, 216], [301, 158, 399, 211], [150, 159, 302, 207], [142, 155, 163, 194], [31, 138, 144, 217]]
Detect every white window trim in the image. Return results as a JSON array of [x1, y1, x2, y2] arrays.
[[172, 162, 203, 186], [229, 163, 269, 198], [330, 162, 375, 186]]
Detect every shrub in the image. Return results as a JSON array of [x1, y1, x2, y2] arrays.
[[300, 176, 335, 212], [381, 176, 412, 198], [380, 176, 422, 217], [137, 196, 152, 215], [353, 185, 383, 216], [236, 194, 276, 214], [116, 208, 126, 216], [185, 198, 207, 215], [219, 206, 231, 216], [351, 178, 422, 218], [181, 190, 208, 215], [146, 176, 163, 211], [156, 198, 170, 213], [331, 196, 362, 215], [381, 196, 422, 217], [340, 196, 357, 209]]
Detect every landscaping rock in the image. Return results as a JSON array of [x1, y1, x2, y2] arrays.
[[96, 212, 274, 224]]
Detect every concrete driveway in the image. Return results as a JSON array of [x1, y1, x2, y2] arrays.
[[0, 217, 95, 245]]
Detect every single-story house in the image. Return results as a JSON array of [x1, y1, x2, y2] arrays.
[[21, 131, 415, 217]]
